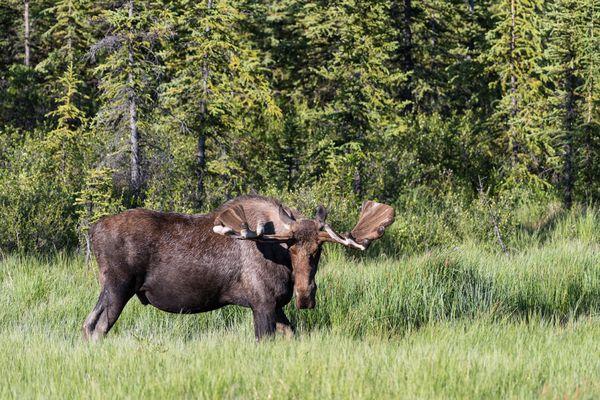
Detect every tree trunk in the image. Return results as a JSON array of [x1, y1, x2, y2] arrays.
[[391, 0, 414, 108], [195, 0, 212, 209], [563, 65, 576, 209], [24, 0, 30, 67], [66, 0, 73, 63], [128, 0, 142, 200], [129, 88, 141, 197], [196, 61, 208, 208], [583, 17, 595, 198], [509, 0, 519, 167], [196, 133, 206, 208], [353, 169, 362, 197]]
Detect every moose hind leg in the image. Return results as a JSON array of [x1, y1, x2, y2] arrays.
[[84, 284, 133, 341], [82, 289, 107, 340], [275, 308, 294, 339]]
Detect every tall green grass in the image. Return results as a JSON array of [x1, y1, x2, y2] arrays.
[[1, 320, 599, 399], [0, 204, 599, 399]]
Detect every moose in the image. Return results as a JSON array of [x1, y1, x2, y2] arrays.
[[83, 195, 394, 340]]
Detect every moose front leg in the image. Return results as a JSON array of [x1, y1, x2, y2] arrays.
[[251, 304, 277, 340], [275, 307, 294, 339]]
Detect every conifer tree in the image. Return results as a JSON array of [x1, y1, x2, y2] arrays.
[[90, 0, 168, 203], [576, 0, 599, 199], [39, 0, 93, 72], [483, 0, 549, 190], [39, 0, 94, 188], [256, 0, 405, 197], [388, 0, 494, 115], [545, 0, 599, 204], [161, 0, 280, 208], [0, 0, 51, 129]]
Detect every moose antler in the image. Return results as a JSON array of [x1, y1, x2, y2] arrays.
[[213, 204, 258, 238], [213, 202, 293, 242], [319, 201, 395, 250]]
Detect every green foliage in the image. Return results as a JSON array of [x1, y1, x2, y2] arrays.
[[0, 129, 78, 252], [258, 0, 405, 197], [543, 0, 600, 201], [0, 0, 598, 252], [1, 4, 599, 396], [74, 167, 124, 242], [160, 0, 282, 208], [0, 65, 49, 129], [483, 0, 554, 191]]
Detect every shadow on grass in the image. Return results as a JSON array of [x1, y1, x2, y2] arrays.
[[516, 204, 566, 246]]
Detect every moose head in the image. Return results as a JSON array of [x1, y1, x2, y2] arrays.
[[212, 197, 395, 309]]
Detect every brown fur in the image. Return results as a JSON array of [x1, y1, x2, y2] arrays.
[[82, 195, 392, 341]]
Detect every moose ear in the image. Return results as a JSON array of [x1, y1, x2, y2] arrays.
[[315, 205, 328, 225]]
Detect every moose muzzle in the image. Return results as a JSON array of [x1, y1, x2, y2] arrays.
[[295, 283, 316, 309]]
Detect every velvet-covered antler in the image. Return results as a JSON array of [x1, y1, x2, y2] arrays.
[[213, 201, 294, 242], [319, 201, 394, 250]]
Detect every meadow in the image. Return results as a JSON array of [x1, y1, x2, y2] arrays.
[[0, 205, 599, 399], [1, 0, 597, 396]]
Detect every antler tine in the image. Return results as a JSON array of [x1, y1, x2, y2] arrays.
[[213, 225, 234, 235], [350, 201, 395, 244], [214, 204, 275, 240], [255, 220, 265, 236], [321, 224, 366, 250], [319, 200, 394, 250], [213, 204, 255, 239]]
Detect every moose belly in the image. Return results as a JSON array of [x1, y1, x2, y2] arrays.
[[139, 270, 231, 314], [142, 289, 225, 314]]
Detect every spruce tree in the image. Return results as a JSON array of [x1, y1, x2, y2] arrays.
[[576, 0, 599, 199], [39, 0, 94, 188], [161, 0, 280, 208], [545, 0, 599, 204], [483, 0, 549, 191], [90, 0, 168, 203], [255, 0, 404, 198], [38, 0, 94, 76]]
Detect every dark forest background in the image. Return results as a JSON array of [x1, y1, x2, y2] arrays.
[[0, 0, 598, 253]]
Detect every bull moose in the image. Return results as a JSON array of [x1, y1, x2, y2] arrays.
[[83, 195, 394, 340]]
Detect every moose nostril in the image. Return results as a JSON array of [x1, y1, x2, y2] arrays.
[[295, 294, 315, 309]]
